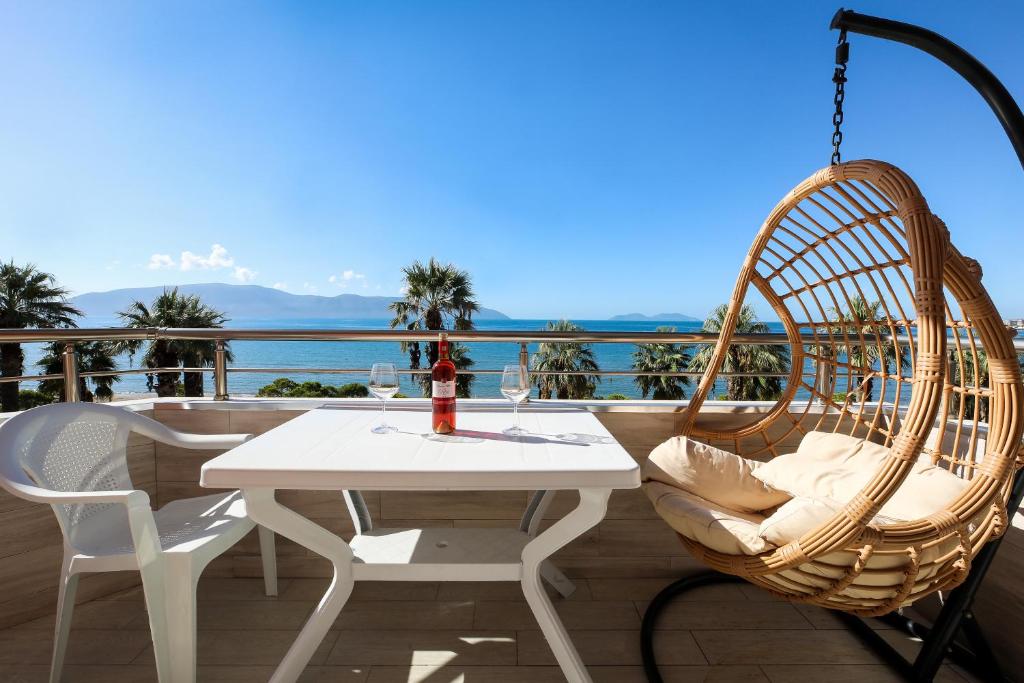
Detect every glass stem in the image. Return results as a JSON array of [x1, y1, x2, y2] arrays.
[[382, 398, 387, 421], [514, 401, 519, 429]]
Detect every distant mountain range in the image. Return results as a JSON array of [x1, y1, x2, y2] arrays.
[[609, 312, 700, 322], [70, 283, 510, 321]]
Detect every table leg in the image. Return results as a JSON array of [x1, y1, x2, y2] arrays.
[[243, 488, 355, 683], [521, 490, 577, 598], [521, 487, 611, 683]]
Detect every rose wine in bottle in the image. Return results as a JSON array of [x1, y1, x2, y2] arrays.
[[431, 333, 456, 433]]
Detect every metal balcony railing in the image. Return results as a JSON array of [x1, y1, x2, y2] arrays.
[[0, 327, 1020, 403]]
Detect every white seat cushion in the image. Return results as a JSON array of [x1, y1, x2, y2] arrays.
[[644, 436, 791, 514], [644, 481, 773, 555], [752, 431, 969, 521], [758, 495, 907, 546]]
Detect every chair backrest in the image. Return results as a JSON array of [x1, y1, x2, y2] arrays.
[[682, 160, 1022, 506], [0, 403, 136, 541]]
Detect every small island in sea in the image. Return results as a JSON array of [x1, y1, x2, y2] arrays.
[[609, 312, 700, 322]]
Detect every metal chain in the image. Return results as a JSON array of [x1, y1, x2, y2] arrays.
[[831, 29, 849, 166]]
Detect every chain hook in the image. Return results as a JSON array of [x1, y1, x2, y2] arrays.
[[831, 28, 849, 166]]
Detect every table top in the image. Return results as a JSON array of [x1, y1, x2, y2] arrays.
[[200, 406, 640, 491]]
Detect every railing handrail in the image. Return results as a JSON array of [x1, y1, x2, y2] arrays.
[[0, 326, 1019, 346], [1, 326, 1020, 402], [0, 326, 791, 344]]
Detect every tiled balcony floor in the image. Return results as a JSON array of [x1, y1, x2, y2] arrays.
[[0, 576, 978, 683]]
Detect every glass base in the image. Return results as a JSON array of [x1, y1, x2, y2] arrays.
[[502, 426, 527, 436], [372, 423, 397, 434]]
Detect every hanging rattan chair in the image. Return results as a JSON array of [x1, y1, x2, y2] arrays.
[[640, 159, 1023, 678]]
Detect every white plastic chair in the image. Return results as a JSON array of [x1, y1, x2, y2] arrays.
[[0, 402, 278, 683]]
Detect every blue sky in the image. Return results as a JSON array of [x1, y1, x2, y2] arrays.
[[1, 1, 1022, 320]]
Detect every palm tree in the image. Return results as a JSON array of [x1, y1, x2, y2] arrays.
[[632, 326, 691, 400], [531, 320, 601, 399], [830, 297, 910, 401], [389, 258, 479, 396], [949, 349, 989, 422], [689, 304, 789, 401], [449, 342, 475, 398], [0, 262, 81, 411], [117, 288, 231, 397], [37, 341, 120, 402]]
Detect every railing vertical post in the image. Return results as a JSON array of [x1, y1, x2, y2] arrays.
[[62, 342, 80, 403], [520, 342, 530, 401], [214, 339, 229, 401]]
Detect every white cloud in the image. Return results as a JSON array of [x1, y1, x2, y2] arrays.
[[233, 266, 257, 283], [145, 244, 259, 284], [272, 282, 289, 291], [398, 285, 409, 295], [302, 282, 318, 293], [329, 270, 366, 288], [181, 243, 234, 271], [147, 254, 175, 270]]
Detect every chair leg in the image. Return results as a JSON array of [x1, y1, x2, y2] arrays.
[[258, 525, 278, 597], [162, 557, 200, 683], [48, 558, 79, 683], [540, 560, 576, 598], [138, 557, 173, 682]]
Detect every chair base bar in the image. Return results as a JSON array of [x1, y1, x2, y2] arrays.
[[639, 568, 1005, 683], [639, 571, 747, 683]]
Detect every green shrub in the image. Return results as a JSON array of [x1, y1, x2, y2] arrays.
[[336, 382, 370, 398], [17, 389, 55, 409], [605, 393, 629, 400], [256, 378, 369, 398]]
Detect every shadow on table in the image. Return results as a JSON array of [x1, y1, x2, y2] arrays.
[[420, 429, 590, 446]]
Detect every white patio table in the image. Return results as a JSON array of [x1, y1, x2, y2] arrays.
[[200, 406, 640, 683]]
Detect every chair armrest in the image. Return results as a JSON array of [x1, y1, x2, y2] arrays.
[[1, 480, 151, 509], [114, 407, 253, 450], [156, 430, 253, 450]]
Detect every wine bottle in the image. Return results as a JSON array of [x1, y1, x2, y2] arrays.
[[431, 332, 456, 433]]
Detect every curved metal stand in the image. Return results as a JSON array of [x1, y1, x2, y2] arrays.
[[831, 8, 1024, 172], [639, 570, 747, 683], [639, 566, 1009, 682]]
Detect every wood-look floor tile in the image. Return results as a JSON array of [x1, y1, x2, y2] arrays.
[[194, 600, 314, 631], [436, 579, 591, 602], [327, 629, 516, 665], [19, 599, 146, 631], [473, 600, 639, 630], [197, 577, 293, 601], [0, 664, 157, 682], [366, 665, 568, 683], [197, 664, 369, 682], [760, 663, 970, 683], [556, 556, 676, 579], [588, 578, 746, 602], [516, 628, 707, 666], [235, 576, 442, 603], [0, 628, 152, 665], [331, 601, 475, 631], [694, 629, 883, 665], [193, 629, 339, 666], [635, 600, 814, 630], [588, 665, 769, 683]]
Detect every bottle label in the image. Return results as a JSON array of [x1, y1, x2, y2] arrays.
[[432, 380, 455, 398]]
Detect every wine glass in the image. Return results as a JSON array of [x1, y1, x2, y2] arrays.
[[369, 363, 399, 434], [501, 364, 530, 436]]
